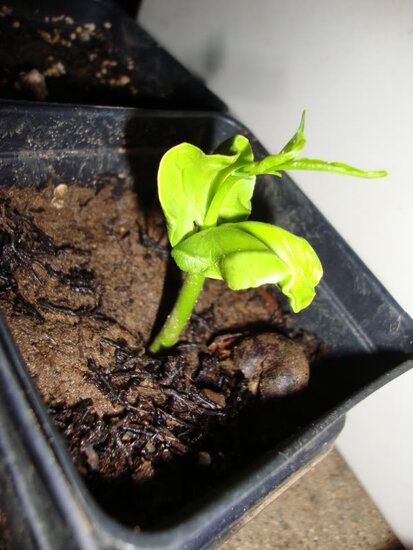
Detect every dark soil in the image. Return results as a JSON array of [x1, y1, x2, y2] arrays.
[[0, 6, 139, 106], [0, 4, 224, 110], [0, 180, 323, 528], [0, 510, 11, 550]]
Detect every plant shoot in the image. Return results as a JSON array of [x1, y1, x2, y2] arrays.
[[149, 112, 386, 354]]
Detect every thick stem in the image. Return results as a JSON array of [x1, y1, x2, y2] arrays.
[[148, 272, 205, 355]]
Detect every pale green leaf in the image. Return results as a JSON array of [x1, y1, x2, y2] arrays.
[[172, 221, 323, 312], [157, 136, 256, 247], [279, 110, 306, 160], [274, 157, 388, 178], [204, 134, 256, 226], [236, 111, 387, 179], [158, 143, 233, 247], [238, 111, 306, 176]]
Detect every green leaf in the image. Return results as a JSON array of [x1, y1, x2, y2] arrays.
[[214, 133, 254, 160], [158, 136, 255, 247], [158, 143, 232, 247], [204, 135, 256, 226], [238, 111, 306, 176], [236, 111, 387, 179], [172, 221, 323, 312], [274, 157, 388, 178], [158, 113, 386, 248], [279, 110, 306, 160]]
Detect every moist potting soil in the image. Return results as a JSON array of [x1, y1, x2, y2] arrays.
[[0, 179, 322, 528]]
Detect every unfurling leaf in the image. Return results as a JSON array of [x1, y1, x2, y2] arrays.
[[236, 111, 386, 179], [158, 135, 255, 247], [270, 157, 388, 178], [158, 111, 386, 250], [238, 110, 307, 176], [172, 221, 323, 313]]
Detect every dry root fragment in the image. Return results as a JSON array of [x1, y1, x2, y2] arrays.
[[84, 22, 96, 32], [44, 61, 66, 78], [51, 184, 68, 209], [109, 75, 131, 87], [37, 28, 61, 45], [19, 69, 48, 101], [81, 442, 99, 470]]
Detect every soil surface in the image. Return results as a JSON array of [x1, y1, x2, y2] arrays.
[[0, 6, 139, 105], [0, 180, 323, 528], [0, 4, 224, 110], [0, 510, 11, 550]]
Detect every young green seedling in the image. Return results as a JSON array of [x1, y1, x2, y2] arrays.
[[148, 112, 386, 355]]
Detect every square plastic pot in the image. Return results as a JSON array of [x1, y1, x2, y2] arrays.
[[0, 101, 412, 549]]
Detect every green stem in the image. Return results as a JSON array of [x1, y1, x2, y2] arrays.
[[148, 272, 205, 355]]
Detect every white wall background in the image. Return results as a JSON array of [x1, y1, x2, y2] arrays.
[[139, 1, 413, 546]]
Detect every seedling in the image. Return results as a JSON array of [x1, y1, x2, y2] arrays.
[[149, 112, 386, 354]]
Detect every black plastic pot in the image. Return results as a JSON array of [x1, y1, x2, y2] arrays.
[[0, 101, 412, 549]]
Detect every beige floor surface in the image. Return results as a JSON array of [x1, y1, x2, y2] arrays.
[[222, 449, 402, 550]]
